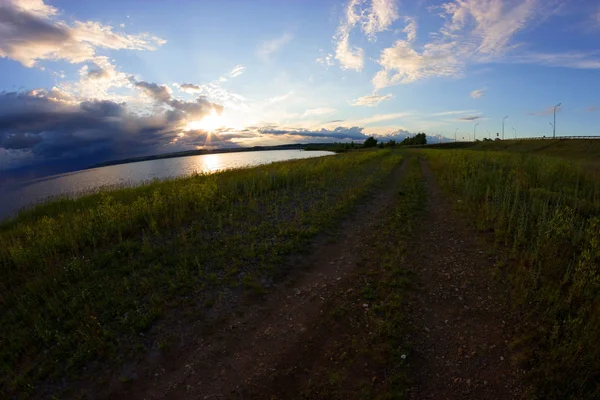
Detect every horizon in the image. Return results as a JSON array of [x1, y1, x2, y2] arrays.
[[1, 0, 600, 177]]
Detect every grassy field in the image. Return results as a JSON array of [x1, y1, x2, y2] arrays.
[[423, 148, 600, 399], [0, 150, 403, 396], [435, 138, 600, 168]]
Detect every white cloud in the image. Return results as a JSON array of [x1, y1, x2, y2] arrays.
[[403, 17, 417, 42], [266, 92, 294, 104], [372, 40, 462, 88], [0, 0, 165, 67], [316, 51, 335, 67], [258, 32, 293, 60], [355, 112, 410, 125], [470, 88, 486, 98], [431, 110, 479, 116], [333, 0, 399, 71], [372, 0, 559, 89], [335, 33, 365, 71], [362, 0, 399, 39], [350, 93, 393, 107], [229, 65, 246, 77], [511, 51, 600, 69], [301, 108, 337, 118]]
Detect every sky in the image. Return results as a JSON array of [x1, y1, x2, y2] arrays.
[[1, 0, 599, 176]]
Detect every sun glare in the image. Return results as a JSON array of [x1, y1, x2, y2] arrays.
[[186, 110, 223, 132]]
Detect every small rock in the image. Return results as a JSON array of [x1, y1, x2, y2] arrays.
[[363, 303, 369, 308]]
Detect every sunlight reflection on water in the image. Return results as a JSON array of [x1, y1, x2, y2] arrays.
[[1, 150, 334, 220]]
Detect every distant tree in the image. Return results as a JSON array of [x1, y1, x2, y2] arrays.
[[400, 133, 427, 146], [385, 139, 396, 147], [378, 142, 384, 148], [364, 136, 378, 148]]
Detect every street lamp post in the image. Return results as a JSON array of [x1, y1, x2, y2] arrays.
[[502, 115, 508, 140], [549, 122, 554, 137], [553, 103, 561, 138], [455, 128, 459, 142], [474, 122, 479, 142], [512, 127, 516, 139]]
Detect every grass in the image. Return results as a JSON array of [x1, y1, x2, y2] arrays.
[[0, 149, 404, 397], [423, 148, 600, 399]]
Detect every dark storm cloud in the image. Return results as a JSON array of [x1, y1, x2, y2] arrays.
[[1, 132, 44, 149], [0, 88, 230, 169]]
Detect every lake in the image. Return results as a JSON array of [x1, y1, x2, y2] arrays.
[[0, 149, 334, 221]]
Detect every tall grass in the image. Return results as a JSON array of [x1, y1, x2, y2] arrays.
[[424, 149, 600, 399], [0, 150, 403, 396]]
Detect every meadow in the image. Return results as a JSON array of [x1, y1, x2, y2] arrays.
[[423, 148, 600, 399], [0, 150, 403, 396]]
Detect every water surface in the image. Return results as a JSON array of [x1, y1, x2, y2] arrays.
[[1, 150, 334, 220]]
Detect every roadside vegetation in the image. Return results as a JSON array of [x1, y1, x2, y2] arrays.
[[0, 150, 403, 397], [423, 148, 600, 399]]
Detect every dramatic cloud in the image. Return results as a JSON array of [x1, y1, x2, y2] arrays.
[[258, 32, 293, 60], [229, 65, 246, 77], [470, 88, 486, 98], [0, 85, 227, 170], [351, 93, 393, 107], [0, 0, 165, 67]]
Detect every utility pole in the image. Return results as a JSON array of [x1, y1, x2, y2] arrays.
[[502, 115, 508, 140], [455, 128, 459, 142], [553, 103, 561, 138], [473, 122, 479, 141], [512, 127, 516, 139]]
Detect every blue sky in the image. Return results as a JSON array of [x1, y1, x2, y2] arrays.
[[1, 0, 599, 173]]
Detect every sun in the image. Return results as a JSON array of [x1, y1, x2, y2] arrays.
[[186, 110, 223, 131]]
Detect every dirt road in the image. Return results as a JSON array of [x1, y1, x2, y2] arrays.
[[106, 156, 524, 399]]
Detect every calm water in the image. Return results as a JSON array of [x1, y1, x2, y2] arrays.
[[0, 150, 334, 221]]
